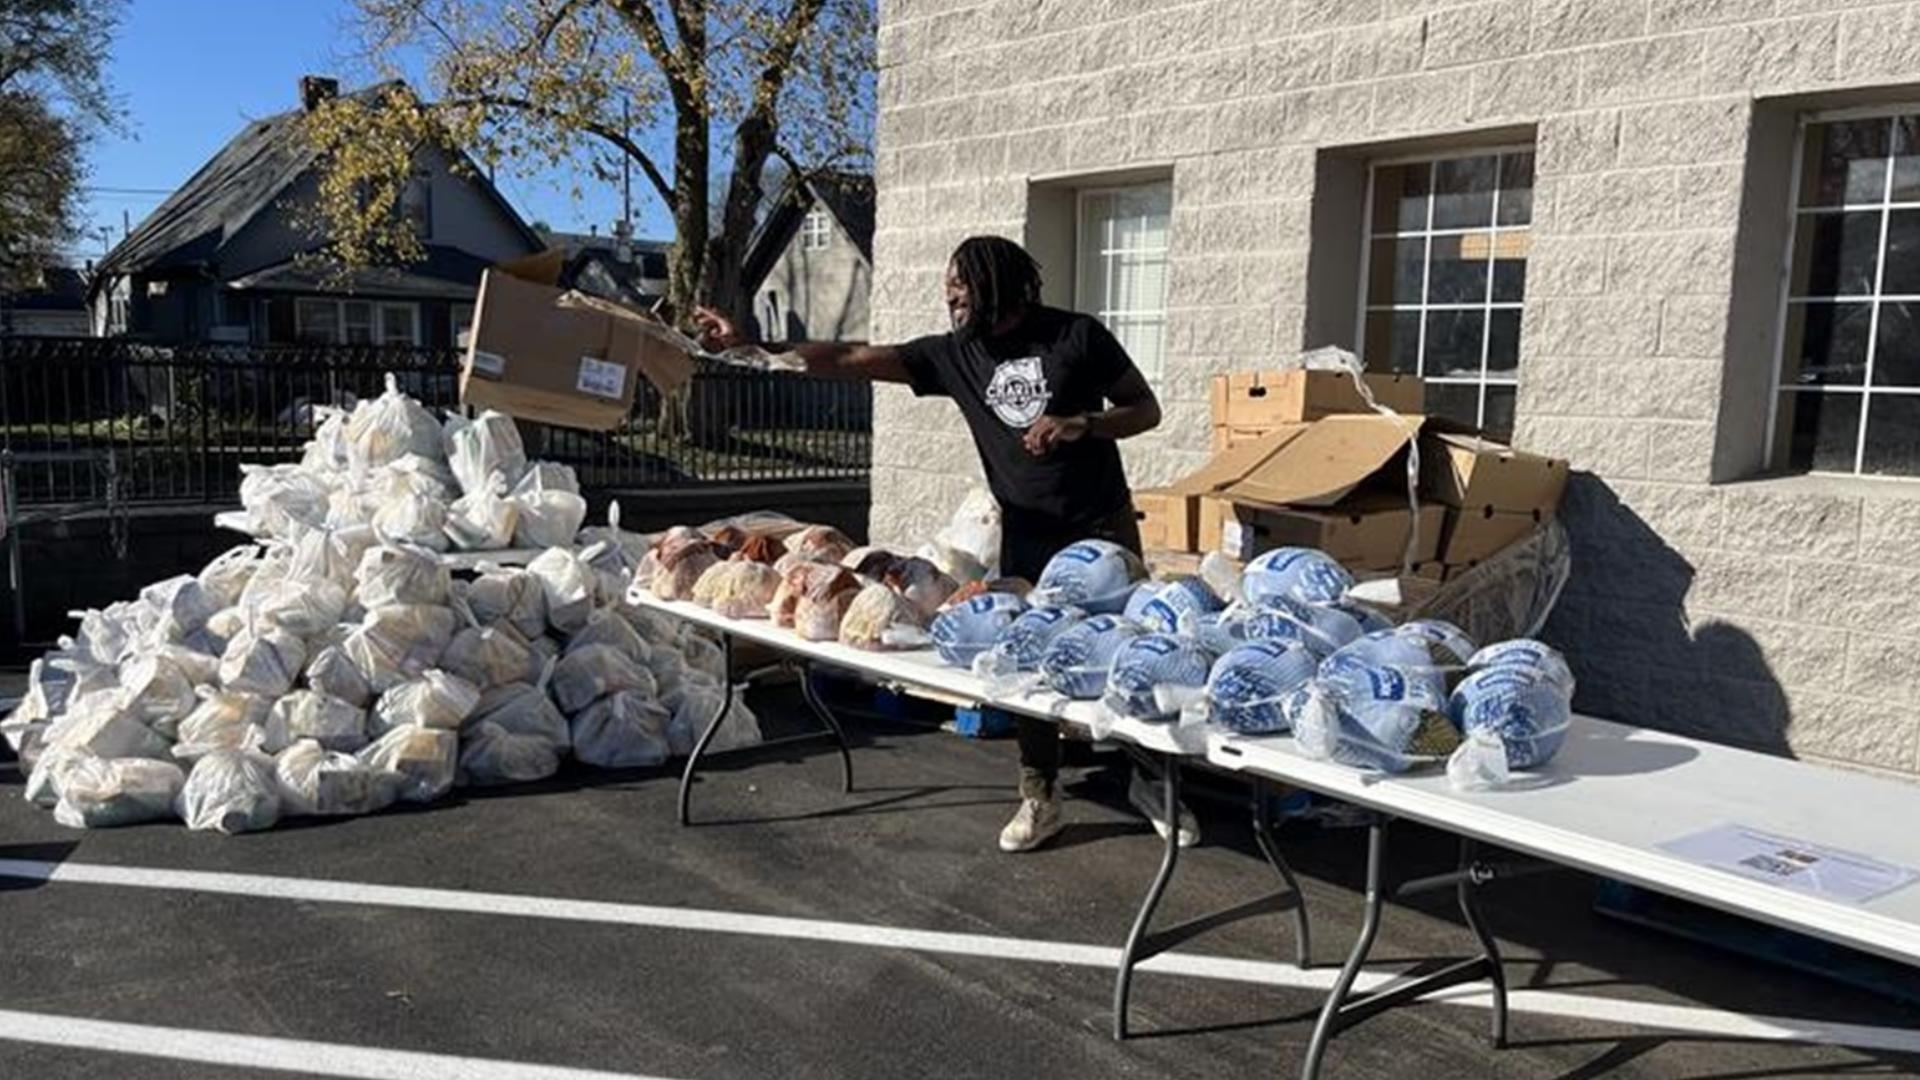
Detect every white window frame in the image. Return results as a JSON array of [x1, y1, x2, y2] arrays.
[[1354, 144, 1536, 435], [1075, 181, 1173, 380], [802, 207, 832, 251], [294, 298, 422, 346], [1766, 104, 1920, 478], [451, 302, 475, 350]]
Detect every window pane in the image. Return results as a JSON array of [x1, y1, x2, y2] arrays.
[[1800, 119, 1889, 207], [1894, 116, 1920, 202], [1367, 237, 1424, 305], [1791, 211, 1882, 296], [1491, 231, 1529, 301], [1427, 234, 1489, 303], [1112, 317, 1164, 374], [1873, 300, 1920, 386], [1487, 309, 1522, 374], [1364, 311, 1421, 374], [1777, 390, 1861, 472], [1482, 385, 1516, 440], [1782, 302, 1870, 386], [1371, 162, 1431, 232], [1424, 310, 1485, 378], [1880, 208, 1920, 294], [1496, 152, 1535, 226], [1432, 155, 1497, 229], [1425, 382, 1481, 430], [1863, 393, 1920, 476]]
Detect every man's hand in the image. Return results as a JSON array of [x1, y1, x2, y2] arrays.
[[692, 306, 744, 352], [1024, 414, 1089, 456]]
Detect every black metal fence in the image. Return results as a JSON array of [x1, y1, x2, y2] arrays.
[[0, 335, 871, 507]]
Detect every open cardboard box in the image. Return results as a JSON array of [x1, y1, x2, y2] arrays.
[[1203, 494, 1443, 570], [460, 250, 697, 431], [1168, 412, 1427, 509], [1419, 426, 1569, 514], [1210, 370, 1424, 427]]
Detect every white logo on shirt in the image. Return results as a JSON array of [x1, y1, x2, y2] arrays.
[[986, 356, 1050, 428]]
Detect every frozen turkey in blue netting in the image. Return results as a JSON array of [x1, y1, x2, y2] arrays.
[[1122, 582, 1158, 622], [1040, 614, 1146, 699], [1205, 640, 1319, 734], [1137, 576, 1224, 634], [1243, 547, 1354, 608], [1030, 540, 1147, 614], [1102, 633, 1216, 721], [977, 605, 1086, 678], [1245, 597, 1366, 658], [1305, 651, 1459, 773], [1185, 609, 1255, 655], [1449, 666, 1572, 769], [929, 592, 1028, 668], [1343, 601, 1395, 636], [1469, 639, 1577, 698], [1394, 619, 1478, 666], [1327, 630, 1447, 674]]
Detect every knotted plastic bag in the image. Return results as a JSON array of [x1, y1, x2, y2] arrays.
[[345, 374, 443, 474], [175, 749, 281, 834], [274, 739, 404, 818], [1243, 547, 1355, 608], [263, 690, 368, 754], [441, 621, 538, 691], [172, 686, 270, 762], [307, 643, 374, 708], [527, 545, 598, 634], [219, 626, 308, 698], [141, 574, 219, 643], [52, 757, 185, 829], [357, 725, 457, 803], [512, 464, 588, 549], [244, 576, 349, 639], [116, 650, 200, 734], [44, 692, 173, 761], [463, 566, 547, 640], [444, 479, 521, 552], [444, 409, 528, 496], [567, 608, 651, 661], [342, 604, 458, 694], [1031, 540, 1147, 615], [570, 689, 673, 768], [239, 463, 330, 539], [465, 676, 571, 753], [551, 644, 655, 714], [198, 544, 263, 610], [457, 719, 563, 787], [371, 669, 481, 735], [930, 592, 1027, 668]]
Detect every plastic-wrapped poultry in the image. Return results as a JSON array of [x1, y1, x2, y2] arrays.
[[942, 577, 1033, 609], [692, 560, 783, 620], [841, 546, 899, 579], [732, 533, 783, 565], [784, 524, 855, 565], [792, 567, 862, 641], [882, 557, 959, 622], [769, 562, 851, 628], [839, 583, 929, 651], [650, 531, 722, 602]]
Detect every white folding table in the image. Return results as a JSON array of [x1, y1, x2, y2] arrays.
[[1206, 719, 1920, 1079], [629, 593, 1311, 1038]]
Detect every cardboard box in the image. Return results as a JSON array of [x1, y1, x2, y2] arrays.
[[1441, 506, 1546, 565], [1202, 495, 1444, 570], [1420, 431, 1569, 514], [1211, 370, 1424, 428], [460, 252, 695, 431], [1172, 413, 1425, 510], [1133, 488, 1199, 553], [1209, 425, 1275, 454], [1144, 549, 1204, 579]]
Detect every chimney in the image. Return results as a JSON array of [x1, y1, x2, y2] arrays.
[[300, 75, 340, 112], [613, 218, 633, 264]]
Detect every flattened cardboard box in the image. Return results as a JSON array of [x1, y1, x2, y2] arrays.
[[1202, 495, 1444, 571], [1171, 413, 1426, 510], [1441, 506, 1546, 565], [1420, 430, 1568, 514], [1133, 488, 1199, 554], [1211, 370, 1424, 428], [461, 257, 695, 432]]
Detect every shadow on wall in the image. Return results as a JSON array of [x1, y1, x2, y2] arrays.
[[1541, 474, 1792, 757]]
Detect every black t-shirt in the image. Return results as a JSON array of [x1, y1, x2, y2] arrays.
[[897, 306, 1137, 527]]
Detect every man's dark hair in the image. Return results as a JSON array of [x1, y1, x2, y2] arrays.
[[951, 235, 1041, 339]]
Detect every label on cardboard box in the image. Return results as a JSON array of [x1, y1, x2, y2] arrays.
[[576, 356, 628, 399], [469, 350, 506, 378]]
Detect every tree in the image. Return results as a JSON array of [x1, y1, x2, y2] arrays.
[[303, 0, 874, 324], [0, 0, 123, 290]]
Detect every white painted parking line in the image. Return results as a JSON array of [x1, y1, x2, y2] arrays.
[[0, 1007, 683, 1080], [0, 858, 1916, 1056]]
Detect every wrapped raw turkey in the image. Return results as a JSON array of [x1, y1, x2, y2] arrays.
[[356, 725, 457, 803], [693, 560, 783, 619], [463, 566, 547, 640], [840, 583, 929, 651], [707, 523, 751, 552], [882, 557, 959, 621], [732, 533, 783, 565], [1030, 540, 1147, 614], [784, 525, 855, 565], [930, 592, 1028, 668], [443, 409, 528, 496], [651, 533, 722, 602], [262, 690, 368, 754], [274, 739, 403, 817], [769, 562, 850, 627], [1039, 614, 1146, 700], [791, 567, 862, 641], [841, 545, 899, 579], [1243, 547, 1355, 608]]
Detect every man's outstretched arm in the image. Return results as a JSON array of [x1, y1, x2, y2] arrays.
[[693, 307, 912, 383]]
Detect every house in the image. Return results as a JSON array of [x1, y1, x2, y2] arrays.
[[743, 171, 873, 342], [2, 266, 90, 336], [874, 4, 1920, 780], [90, 76, 543, 349]]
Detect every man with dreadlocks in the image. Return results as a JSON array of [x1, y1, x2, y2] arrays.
[[695, 234, 1178, 853]]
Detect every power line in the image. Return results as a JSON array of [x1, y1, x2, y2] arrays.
[[79, 186, 172, 195]]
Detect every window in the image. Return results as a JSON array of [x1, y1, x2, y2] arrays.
[[451, 302, 475, 349], [294, 299, 421, 346], [802, 207, 832, 251], [1358, 149, 1535, 440], [1772, 110, 1920, 476], [1076, 182, 1173, 379]]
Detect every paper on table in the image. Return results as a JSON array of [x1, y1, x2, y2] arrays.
[[1660, 823, 1919, 905]]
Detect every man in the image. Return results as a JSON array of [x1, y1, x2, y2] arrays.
[[695, 235, 1168, 853]]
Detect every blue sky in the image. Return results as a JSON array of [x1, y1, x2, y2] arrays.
[[76, 0, 669, 264]]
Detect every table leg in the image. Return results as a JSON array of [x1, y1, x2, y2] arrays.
[[1113, 751, 1183, 1041], [1253, 779, 1313, 970], [1302, 819, 1389, 1080], [1457, 838, 1509, 1049], [676, 633, 737, 826], [799, 662, 856, 795]]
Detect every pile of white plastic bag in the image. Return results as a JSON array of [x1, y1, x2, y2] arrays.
[[2, 380, 758, 834]]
